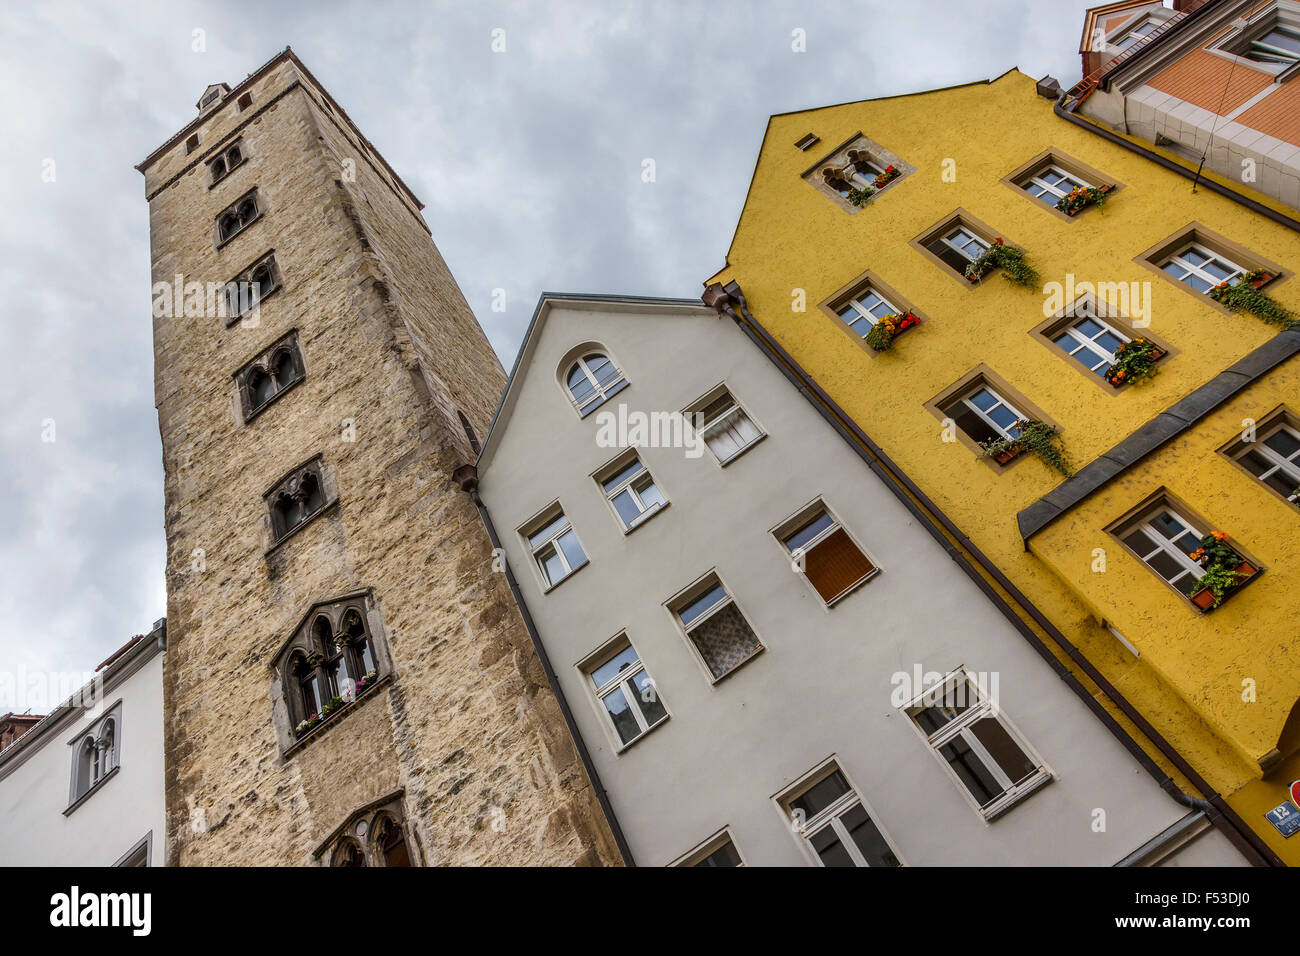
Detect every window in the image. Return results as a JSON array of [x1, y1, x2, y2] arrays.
[[836, 285, 903, 339], [1120, 505, 1207, 597], [1021, 164, 1090, 204], [1231, 417, 1300, 503], [563, 351, 627, 416], [596, 454, 666, 531], [223, 252, 281, 322], [524, 507, 588, 588], [208, 140, 246, 185], [942, 382, 1026, 446], [68, 704, 121, 810], [779, 763, 900, 867], [777, 505, 877, 605], [927, 225, 989, 274], [803, 133, 911, 212], [1244, 25, 1300, 63], [236, 332, 302, 421], [674, 830, 744, 867], [274, 593, 386, 751], [185, 133, 200, 154], [237, 92, 253, 111], [217, 190, 261, 244], [1112, 20, 1157, 52], [199, 88, 222, 108], [687, 386, 764, 465], [1160, 243, 1246, 293], [581, 637, 668, 748], [315, 793, 417, 866], [1049, 309, 1129, 379], [794, 133, 820, 151], [669, 575, 762, 681], [905, 670, 1049, 819], [265, 457, 332, 545]]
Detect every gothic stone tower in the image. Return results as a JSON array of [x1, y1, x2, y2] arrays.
[[136, 49, 619, 866]]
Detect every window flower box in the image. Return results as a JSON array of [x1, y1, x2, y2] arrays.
[[964, 238, 1039, 288], [980, 419, 1071, 475], [872, 164, 901, 189], [991, 444, 1024, 465], [1105, 339, 1166, 387], [864, 311, 920, 352], [847, 186, 876, 207], [1208, 270, 1295, 327], [1056, 183, 1111, 216], [1187, 531, 1258, 611]]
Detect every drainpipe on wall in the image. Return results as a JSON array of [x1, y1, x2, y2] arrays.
[[453, 464, 636, 867], [701, 281, 1281, 867]]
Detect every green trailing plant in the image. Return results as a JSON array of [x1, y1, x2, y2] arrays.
[[863, 312, 920, 352], [980, 419, 1073, 477], [964, 238, 1040, 288], [1208, 270, 1296, 328], [1187, 531, 1252, 609], [1104, 338, 1165, 387], [1055, 184, 1108, 215], [846, 186, 875, 207]]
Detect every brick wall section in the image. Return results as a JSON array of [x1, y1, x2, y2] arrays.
[[1236, 80, 1300, 148], [145, 54, 619, 865], [1147, 49, 1272, 115]]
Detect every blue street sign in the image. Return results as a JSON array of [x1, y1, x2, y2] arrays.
[[1265, 800, 1300, 838]]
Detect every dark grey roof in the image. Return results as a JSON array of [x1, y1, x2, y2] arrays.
[[1018, 326, 1300, 542]]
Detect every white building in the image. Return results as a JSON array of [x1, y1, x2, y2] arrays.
[[472, 293, 1247, 867], [0, 621, 166, 866]]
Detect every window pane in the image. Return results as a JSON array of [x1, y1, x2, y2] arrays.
[[611, 489, 642, 527], [688, 603, 761, 679], [945, 403, 1000, 445], [600, 686, 642, 745], [678, 584, 728, 626], [1263, 470, 1298, 497], [1075, 318, 1103, 338], [809, 824, 856, 867], [557, 530, 587, 572], [801, 528, 875, 602], [1149, 511, 1191, 541], [1146, 550, 1186, 583], [1265, 429, 1300, 459], [968, 388, 998, 412], [600, 460, 644, 494], [782, 511, 835, 552], [969, 717, 1037, 786], [1123, 528, 1157, 556], [1237, 448, 1275, 478], [631, 669, 667, 726], [939, 736, 1004, 807], [635, 479, 665, 512], [590, 646, 640, 689], [986, 404, 1020, 431], [539, 547, 566, 586], [693, 840, 741, 868], [789, 770, 852, 820], [840, 803, 901, 867], [527, 514, 568, 548]]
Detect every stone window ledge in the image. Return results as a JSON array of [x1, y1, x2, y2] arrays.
[[282, 673, 391, 759], [63, 765, 119, 816]]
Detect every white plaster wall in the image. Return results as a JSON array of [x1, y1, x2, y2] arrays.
[[479, 300, 1246, 867], [0, 647, 165, 865]]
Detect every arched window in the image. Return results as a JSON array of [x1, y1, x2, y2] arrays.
[[266, 459, 330, 543], [271, 348, 298, 389], [249, 368, 275, 408], [69, 703, 122, 808], [330, 839, 365, 867], [211, 156, 227, 180], [74, 736, 95, 799], [563, 351, 627, 416], [276, 594, 388, 749], [373, 814, 412, 867], [217, 191, 260, 242], [98, 719, 115, 778], [237, 330, 301, 419]]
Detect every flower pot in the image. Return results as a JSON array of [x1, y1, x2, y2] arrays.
[[1190, 588, 1217, 611], [1249, 272, 1275, 289], [1191, 561, 1257, 611], [994, 444, 1023, 464]]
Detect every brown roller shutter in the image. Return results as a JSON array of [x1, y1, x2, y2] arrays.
[[803, 528, 875, 602]]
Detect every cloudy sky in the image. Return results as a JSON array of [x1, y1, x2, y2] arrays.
[[0, 0, 1095, 709]]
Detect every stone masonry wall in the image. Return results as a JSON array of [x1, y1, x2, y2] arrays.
[[147, 53, 620, 865]]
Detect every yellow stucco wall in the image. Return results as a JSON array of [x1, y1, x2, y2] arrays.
[[710, 69, 1300, 860]]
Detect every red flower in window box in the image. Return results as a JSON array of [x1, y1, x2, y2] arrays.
[[872, 164, 901, 189]]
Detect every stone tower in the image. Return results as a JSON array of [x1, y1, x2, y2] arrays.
[[137, 49, 620, 866]]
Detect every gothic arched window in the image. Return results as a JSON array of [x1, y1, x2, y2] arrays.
[[69, 703, 122, 809], [561, 348, 627, 417], [236, 329, 301, 420], [316, 793, 418, 867], [265, 457, 331, 544], [274, 592, 388, 750], [217, 189, 261, 243]]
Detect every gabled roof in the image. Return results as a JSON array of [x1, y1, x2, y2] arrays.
[[196, 82, 232, 109], [705, 69, 1029, 283], [475, 293, 709, 472], [1079, 0, 1167, 53]]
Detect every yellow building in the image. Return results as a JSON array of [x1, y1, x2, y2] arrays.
[[704, 68, 1300, 864]]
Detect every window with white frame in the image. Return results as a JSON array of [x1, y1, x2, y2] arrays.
[[779, 764, 901, 867], [1232, 421, 1300, 502], [941, 382, 1026, 446], [581, 638, 667, 748], [524, 507, 588, 588], [926, 225, 990, 275], [905, 671, 1049, 819], [836, 286, 903, 339], [688, 387, 764, 465], [1226, 20, 1300, 66], [777, 505, 876, 605], [1021, 163, 1091, 204], [70, 704, 121, 808], [596, 454, 666, 531], [1160, 243, 1247, 293], [1118, 504, 1208, 597], [1049, 307, 1129, 378], [675, 831, 743, 867], [563, 351, 627, 417], [1111, 19, 1158, 52], [670, 575, 762, 681]]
